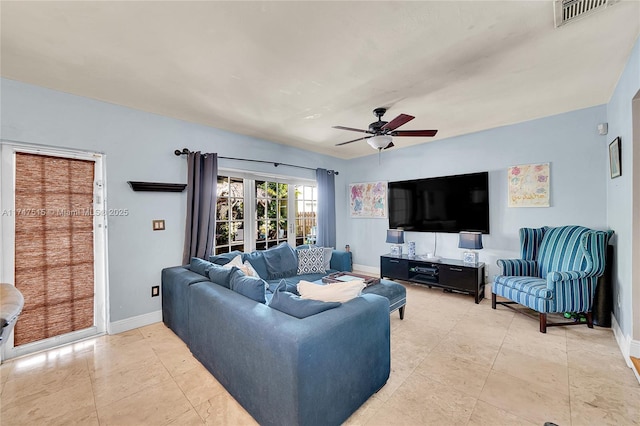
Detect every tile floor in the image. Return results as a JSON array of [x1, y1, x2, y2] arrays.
[[1, 283, 638, 425]]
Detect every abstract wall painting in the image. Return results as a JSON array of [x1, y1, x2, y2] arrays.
[[349, 181, 387, 218], [508, 163, 550, 208]]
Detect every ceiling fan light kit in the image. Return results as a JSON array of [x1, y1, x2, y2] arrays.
[[368, 135, 393, 150], [333, 107, 438, 151]]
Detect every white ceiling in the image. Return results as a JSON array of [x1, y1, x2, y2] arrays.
[[1, 1, 639, 159]]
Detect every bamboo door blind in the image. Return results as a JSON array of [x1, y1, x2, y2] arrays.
[[14, 153, 95, 346]]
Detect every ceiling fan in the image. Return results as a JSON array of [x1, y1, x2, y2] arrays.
[[333, 107, 438, 150]]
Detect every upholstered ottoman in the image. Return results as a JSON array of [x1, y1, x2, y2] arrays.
[[364, 279, 407, 319]]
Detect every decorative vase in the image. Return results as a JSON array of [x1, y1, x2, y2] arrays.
[[408, 241, 416, 257]]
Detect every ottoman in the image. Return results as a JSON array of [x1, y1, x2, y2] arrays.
[[363, 279, 406, 319]]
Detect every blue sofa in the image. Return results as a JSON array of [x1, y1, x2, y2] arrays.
[[161, 245, 390, 426]]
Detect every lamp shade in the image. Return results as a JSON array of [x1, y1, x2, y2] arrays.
[[458, 231, 483, 249], [386, 229, 405, 244]]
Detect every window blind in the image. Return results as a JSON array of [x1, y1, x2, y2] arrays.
[[14, 153, 95, 346]]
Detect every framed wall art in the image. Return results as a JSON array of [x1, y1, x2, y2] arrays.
[[508, 163, 550, 208], [609, 137, 621, 179], [349, 181, 387, 218]]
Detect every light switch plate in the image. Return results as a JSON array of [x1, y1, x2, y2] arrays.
[[152, 220, 165, 231]]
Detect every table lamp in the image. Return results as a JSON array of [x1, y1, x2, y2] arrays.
[[386, 229, 405, 256], [459, 231, 483, 265]]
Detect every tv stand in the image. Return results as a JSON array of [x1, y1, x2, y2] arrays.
[[380, 254, 485, 303]]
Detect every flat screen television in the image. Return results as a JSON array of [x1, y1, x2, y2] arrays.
[[388, 171, 489, 234]]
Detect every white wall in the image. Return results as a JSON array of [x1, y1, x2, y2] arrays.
[[0, 78, 347, 323], [339, 105, 609, 280], [606, 36, 639, 345]]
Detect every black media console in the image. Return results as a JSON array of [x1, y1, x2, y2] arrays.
[[380, 254, 485, 304]]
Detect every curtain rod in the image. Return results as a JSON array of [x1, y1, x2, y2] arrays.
[[174, 148, 338, 175]]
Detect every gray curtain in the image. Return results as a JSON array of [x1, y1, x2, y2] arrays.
[[182, 152, 218, 264], [315, 168, 336, 248]]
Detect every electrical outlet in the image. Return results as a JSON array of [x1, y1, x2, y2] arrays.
[[152, 285, 160, 297]]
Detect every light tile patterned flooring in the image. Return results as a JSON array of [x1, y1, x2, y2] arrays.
[[1, 283, 638, 425]]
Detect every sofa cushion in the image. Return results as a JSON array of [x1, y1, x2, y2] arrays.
[[230, 273, 267, 303], [298, 280, 365, 303], [264, 242, 299, 280], [297, 247, 326, 275], [494, 275, 552, 299], [208, 250, 243, 266], [242, 251, 269, 280], [266, 272, 339, 294], [190, 257, 215, 277], [207, 264, 242, 289], [269, 281, 340, 319]]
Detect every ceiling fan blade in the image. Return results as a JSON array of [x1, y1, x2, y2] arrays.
[[332, 126, 373, 134], [381, 114, 414, 131], [392, 129, 438, 137], [384, 141, 395, 150], [335, 136, 372, 146]]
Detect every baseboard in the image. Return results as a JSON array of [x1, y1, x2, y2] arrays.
[[352, 263, 379, 275], [108, 310, 162, 335], [612, 314, 633, 367], [630, 338, 640, 358]]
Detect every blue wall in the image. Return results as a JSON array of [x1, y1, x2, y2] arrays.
[[606, 36, 639, 340], [340, 105, 609, 280]]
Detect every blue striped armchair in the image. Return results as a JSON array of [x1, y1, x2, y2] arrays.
[[492, 225, 613, 333]]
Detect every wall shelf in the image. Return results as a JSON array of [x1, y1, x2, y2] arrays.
[[127, 181, 187, 192]]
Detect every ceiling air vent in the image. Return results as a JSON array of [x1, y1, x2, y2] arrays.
[[554, 0, 618, 27]]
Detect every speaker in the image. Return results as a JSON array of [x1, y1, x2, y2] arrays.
[[598, 123, 608, 135]]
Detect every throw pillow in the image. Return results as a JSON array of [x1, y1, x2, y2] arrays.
[[208, 250, 243, 266], [230, 273, 267, 303], [207, 264, 242, 289], [223, 255, 256, 277], [297, 245, 333, 271], [297, 279, 365, 303], [263, 242, 299, 280], [242, 251, 269, 280], [273, 279, 299, 294], [268, 281, 340, 319], [322, 247, 333, 271], [243, 260, 259, 278], [190, 257, 215, 277], [297, 247, 326, 275]]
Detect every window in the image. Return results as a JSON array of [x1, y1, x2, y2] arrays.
[[294, 184, 317, 246], [215, 176, 245, 255], [255, 181, 288, 250], [215, 173, 317, 252]]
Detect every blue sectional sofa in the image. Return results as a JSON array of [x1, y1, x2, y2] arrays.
[[161, 244, 391, 426]]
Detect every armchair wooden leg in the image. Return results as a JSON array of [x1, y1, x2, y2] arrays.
[[491, 292, 496, 309], [585, 311, 593, 329], [539, 313, 547, 333]]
